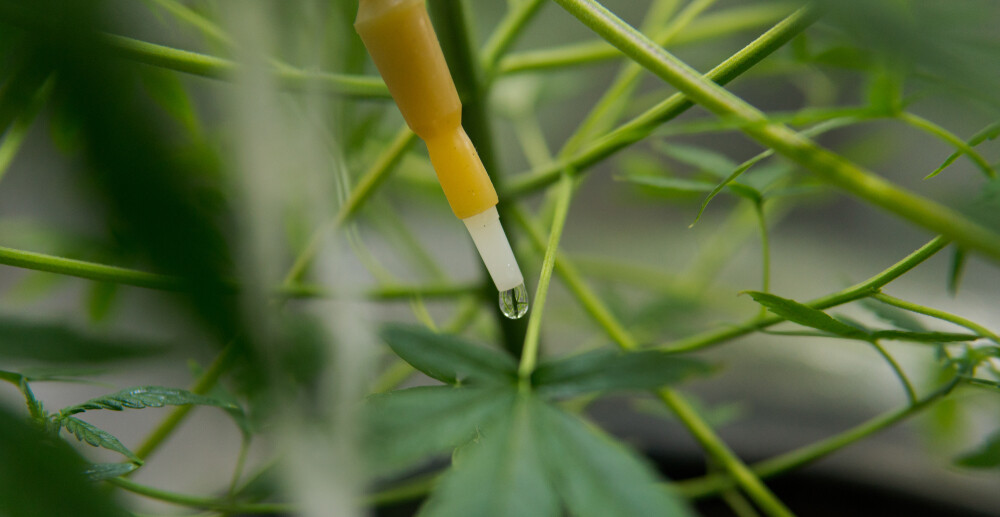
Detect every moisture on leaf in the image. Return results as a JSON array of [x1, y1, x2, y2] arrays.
[[59, 386, 237, 417]]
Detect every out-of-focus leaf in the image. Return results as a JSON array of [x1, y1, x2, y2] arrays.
[[870, 330, 979, 343], [532, 349, 714, 398], [188, 360, 253, 437], [656, 143, 737, 179], [534, 398, 693, 517], [619, 175, 715, 194], [85, 281, 119, 323], [417, 396, 559, 517], [865, 67, 903, 114], [364, 386, 515, 475], [955, 431, 1000, 469], [59, 386, 236, 416], [0, 315, 167, 363], [83, 462, 137, 481], [380, 325, 517, 386], [4, 271, 68, 304], [861, 298, 927, 332], [61, 417, 141, 464], [0, 406, 128, 516], [137, 68, 200, 135], [744, 291, 869, 339], [948, 247, 967, 297]]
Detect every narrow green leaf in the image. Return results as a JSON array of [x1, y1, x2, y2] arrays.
[[931, 121, 1000, 179], [380, 325, 517, 386], [534, 399, 693, 517], [955, 431, 1000, 469], [138, 68, 200, 134], [61, 417, 142, 464], [59, 386, 236, 417], [618, 174, 715, 193], [86, 281, 119, 323], [691, 151, 771, 226], [860, 297, 927, 332], [656, 143, 737, 178], [725, 182, 762, 202], [364, 386, 516, 475], [948, 246, 967, 296], [744, 291, 870, 339], [418, 396, 559, 517], [0, 315, 167, 363], [532, 349, 713, 398], [871, 330, 979, 343], [83, 462, 137, 481]]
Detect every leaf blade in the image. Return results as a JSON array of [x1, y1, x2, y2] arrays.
[[380, 324, 517, 386], [61, 417, 141, 464], [744, 291, 870, 339], [60, 386, 237, 416], [532, 349, 714, 398]]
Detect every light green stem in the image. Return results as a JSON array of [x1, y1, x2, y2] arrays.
[[663, 236, 951, 353], [551, 0, 1000, 262], [897, 111, 995, 179], [873, 292, 1000, 342], [518, 174, 574, 380], [502, 7, 819, 198], [498, 3, 793, 74], [480, 0, 546, 75], [869, 339, 918, 404]]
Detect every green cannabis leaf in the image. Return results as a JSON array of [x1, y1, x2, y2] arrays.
[[532, 348, 714, 398], [59, 386, 237, 417], [61, 416, 142, 464], [380, 324, 518, 386]]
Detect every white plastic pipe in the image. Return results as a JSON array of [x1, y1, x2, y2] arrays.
[[461, 206, 524, 292]]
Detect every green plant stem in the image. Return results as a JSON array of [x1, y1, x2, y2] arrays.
[[662, 235, 951, 353], [102, 33, 389, 98], [133, 341, 239, 460], [872, 292, 1000, 342], [479, 0, 546, 75], [551, 0, 1000, 262], [869, 340, 918, 404], [0, 244, 473, 300], [559, 0, 687, 155], [896, 112, 996, 179], [676, 375, 960, 498], [502, 7, 819, 199], [657, 390, 795, 517], [497, 3, 793, 74], [518, 173, 574, 381], [510, 205, 638, 350], [108, 477, 294, 514]]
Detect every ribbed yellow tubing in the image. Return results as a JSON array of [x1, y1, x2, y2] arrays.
[[355, 0, 498, 220]]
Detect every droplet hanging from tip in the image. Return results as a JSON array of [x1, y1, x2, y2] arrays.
[[498, 283, 529, 320]]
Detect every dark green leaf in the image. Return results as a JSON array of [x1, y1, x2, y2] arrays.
[[861, 298, 927, 332], [656, 143, 737, 178], [618, 175, 716, 193], [744, 291, 870, 339], [61, 417, 141, 464], [380, 325, 517, 386], [532, 349, 713, 398], [83, 462, 137, 481], [59, 386, 236, 416], [535, 399, 693, 517], [364, 386, 515, 475], [871, 330, 979, 343], [0, 406, 128, 516], [0, 314, 167, 363], [948, 247, 967, 297], [138, 68, 200, 135], [418, 396, 559, 517], [955, 431, 1000, 469], [85, 281, 119, 323]]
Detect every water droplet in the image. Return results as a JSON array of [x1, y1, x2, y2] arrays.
[[498, 283, 529, 320]]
